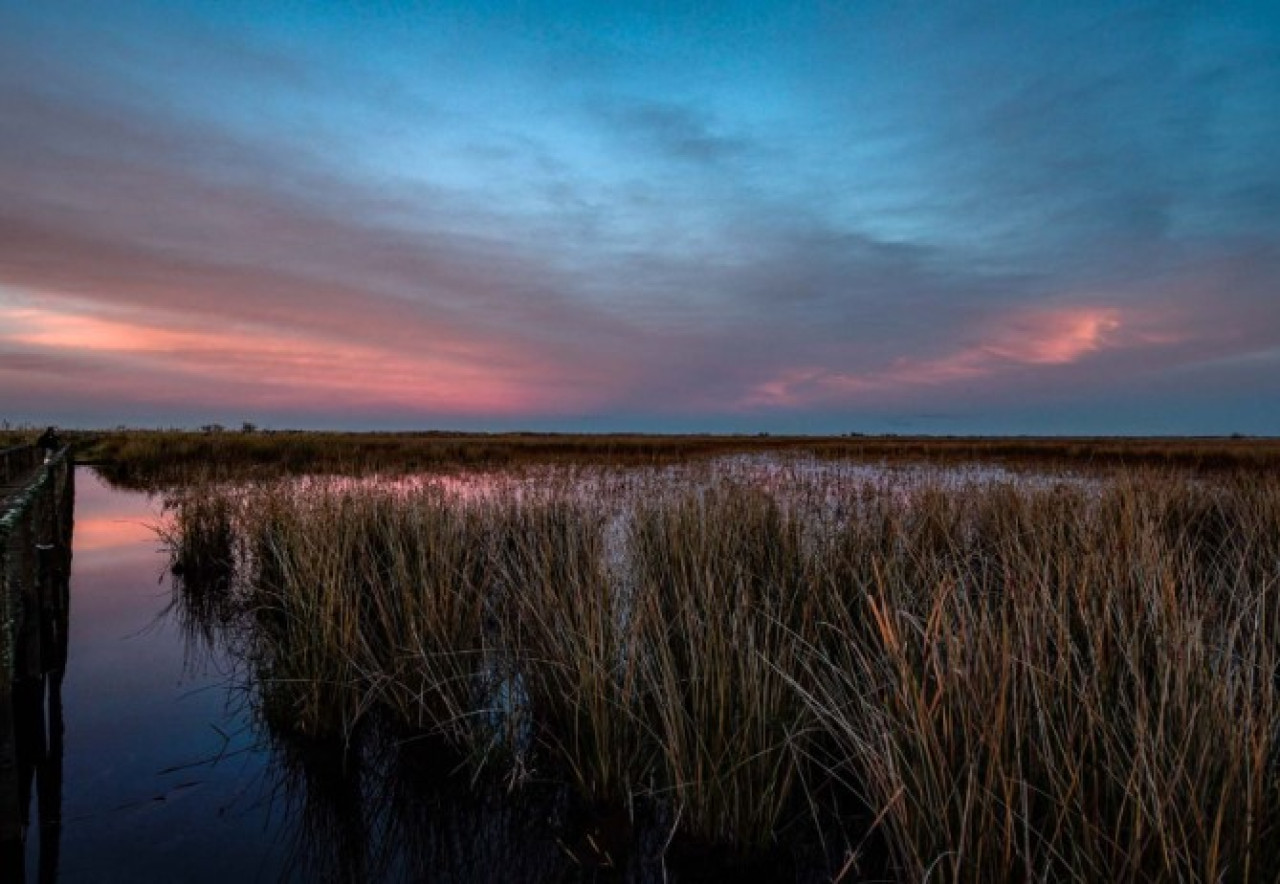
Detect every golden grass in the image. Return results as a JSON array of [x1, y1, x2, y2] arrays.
[[158, 460, 1280, 880], [801, 476, 1280, 881]]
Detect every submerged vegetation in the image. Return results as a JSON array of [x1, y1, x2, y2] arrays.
[[160, 453, 1280, 882]]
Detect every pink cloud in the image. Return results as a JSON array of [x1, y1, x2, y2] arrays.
[[0, 296, 603, 416], [742, 304, 1177, 409], [984, 307, 1122, 364]]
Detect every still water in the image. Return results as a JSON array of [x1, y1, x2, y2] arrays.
[[16, 468, 689, 883], [26, 467, 285, 882]]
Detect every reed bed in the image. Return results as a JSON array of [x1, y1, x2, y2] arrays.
[[162, 465, 1280, 881], [803, 478, 1280, 881], [77, 427, 1280, 490]]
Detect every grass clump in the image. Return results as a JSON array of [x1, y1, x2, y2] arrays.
[[491, 500, 639, 800], [160, 464, 1280, 880], [800, 479, 1280, 881], [628, 484, 816, 848]]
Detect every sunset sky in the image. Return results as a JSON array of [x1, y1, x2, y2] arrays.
[[2, 2, 1278, 434]]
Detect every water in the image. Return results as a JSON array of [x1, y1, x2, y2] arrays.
[[16, 468, 684, 882], [25, 467, 285, 883]]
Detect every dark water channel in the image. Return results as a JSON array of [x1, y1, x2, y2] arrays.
[[8, 468, 804, 883], [9, 467, 285, 882]]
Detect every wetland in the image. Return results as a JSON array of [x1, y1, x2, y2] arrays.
[[5, 431, 1280, 882]]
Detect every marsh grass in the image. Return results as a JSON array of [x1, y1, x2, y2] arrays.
[[490, 500, 640, 800], [163, 465, 1280, 881], [82, 427, 1280, 491], [239, 488, 497, 745], [799, 478, 1280, 882], [628, 485, 817, 847]]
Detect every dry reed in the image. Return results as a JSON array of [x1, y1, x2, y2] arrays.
[[161, 464, 1280, 880]]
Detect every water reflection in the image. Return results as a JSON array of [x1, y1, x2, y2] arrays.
[[1, 459, 72, 883], [29, 469, 286, 883], [252, 714, 798, 883], [262, 725, 584, 883], [236, 706, 820, 883]]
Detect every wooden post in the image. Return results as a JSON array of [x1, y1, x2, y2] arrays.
[[0, 448, 73, 879], [0, 520, 21, 877]]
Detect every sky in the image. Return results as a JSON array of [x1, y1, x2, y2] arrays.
[[1, 1, 1278, 434]]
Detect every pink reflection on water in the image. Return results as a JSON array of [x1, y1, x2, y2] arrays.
[[241, 453, 1092, 526], [73, 469, 168, 567], [226, 456, 1091, 586], [74, 516, 156, 553]]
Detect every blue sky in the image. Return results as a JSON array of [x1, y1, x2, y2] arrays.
[[1, 1, 1278, 433]]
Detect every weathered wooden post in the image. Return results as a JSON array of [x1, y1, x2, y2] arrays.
[[35, 457, 70, 884], [0, 491, 24, 878], [0, 447, 73, 881]]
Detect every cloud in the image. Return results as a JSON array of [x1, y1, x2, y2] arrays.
[[1, 2, 1278, 432], [0, 294, 606, 416], [740, 302, 1191, 410], [0, 70, 661, 415]]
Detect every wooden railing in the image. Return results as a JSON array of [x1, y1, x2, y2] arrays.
[[1, 446, 73, 853]]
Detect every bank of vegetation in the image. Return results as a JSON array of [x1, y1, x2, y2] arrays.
[[35, 426, 1274, 489], [163, 463, 1280, 882]]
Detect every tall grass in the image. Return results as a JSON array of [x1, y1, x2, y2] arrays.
[[163, 466, 1280, 880], [490, 500, 639, 800], [801, 478, 1280, 881], [241, 487, 497, 744], [628, 485, 816, 847]]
